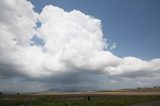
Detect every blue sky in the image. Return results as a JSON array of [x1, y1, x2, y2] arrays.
[[31, 0, 160, 60]]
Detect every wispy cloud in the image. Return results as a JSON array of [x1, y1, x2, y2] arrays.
[[110, 43, 117, 50]]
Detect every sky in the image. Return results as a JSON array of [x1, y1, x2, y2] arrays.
[[30, 0, 160, 60], [0, 0, 160, 93]]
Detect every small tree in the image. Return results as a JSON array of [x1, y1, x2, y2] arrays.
[[0, 92, 3, 95], [87, 96, 90, 101], [16, 92, 20, 95]]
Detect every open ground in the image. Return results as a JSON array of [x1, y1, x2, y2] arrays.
[[1, 89, 160, 106]]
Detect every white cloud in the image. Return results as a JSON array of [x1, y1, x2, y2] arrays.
[[105, 57, 160, 78], [0, 0, 160, 91], [110, 43, 117, 50]]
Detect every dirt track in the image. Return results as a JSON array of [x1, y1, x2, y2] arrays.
[[31, 91, 160, 96], [128, 100, 160, 106]]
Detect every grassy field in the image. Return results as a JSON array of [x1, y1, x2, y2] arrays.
[[0, 94, 160, 106]]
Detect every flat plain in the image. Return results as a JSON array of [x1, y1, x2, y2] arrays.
[[1, 89, 160, 106]]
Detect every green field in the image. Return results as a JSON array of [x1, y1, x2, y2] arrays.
[[0, 94, 160, 106]]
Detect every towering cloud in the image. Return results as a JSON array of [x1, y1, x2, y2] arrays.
[[0, 0, 160, 91]]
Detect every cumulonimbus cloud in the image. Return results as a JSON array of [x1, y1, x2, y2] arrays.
[[0, 0, 160, 89]]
